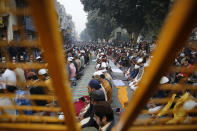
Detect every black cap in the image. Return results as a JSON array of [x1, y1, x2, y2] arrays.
[[89, 80, 101, 90], [90, 90, 105, 101]]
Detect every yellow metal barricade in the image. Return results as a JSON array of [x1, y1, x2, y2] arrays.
[[0, 0, 197, 131], [0, 0, 79, 130], [114, 0, 197, 130]]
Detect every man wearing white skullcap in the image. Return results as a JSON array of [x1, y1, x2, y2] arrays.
[[153, 76, 169, 98], [93, 71, 103, 81], [38, 68, 49, 81], [160, 76, 169, 84], [67, 57, 73, 62], [100, 70, 113, 86]]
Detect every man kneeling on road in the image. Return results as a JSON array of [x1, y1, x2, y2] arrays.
[[80, 89, 106, 129]]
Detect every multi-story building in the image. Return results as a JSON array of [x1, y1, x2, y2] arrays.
[[0, 0, 18, 42], [54, 0, 76, 46]]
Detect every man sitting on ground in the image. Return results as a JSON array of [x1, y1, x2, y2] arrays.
[[79, 79, 102, 121], [81, 90, 106, 129], [93, 101, 115, 131], [99, 74, 112, 103]]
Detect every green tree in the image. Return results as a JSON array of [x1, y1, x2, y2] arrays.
[[85, 9, 117, 41], [80, 29, 91, 41], [81, 0, 171, 42]]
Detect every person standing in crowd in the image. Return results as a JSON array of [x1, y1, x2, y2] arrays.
[[80, 52, 85, 69], [0, 67, 16, 115], [14, 67, 26, 89], [68, 57, 76, 87], [73, 55, 82, 80], [74, 55, 81, 72], [1, 67, 31, 115], [128, 58, 145, 91], [2, 67, 17, 87], [120, 53, 128, 72], [29, 69, 48, 107], [84, 50, 89, 65], [13, 65, 32, 115]]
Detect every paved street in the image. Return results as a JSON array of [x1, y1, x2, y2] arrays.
[[72, 59, 96, 102], [72, 53, 97, 101], [109, 60, 133, 122]]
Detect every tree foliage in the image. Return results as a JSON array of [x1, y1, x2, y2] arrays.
[[81, 0, 171, 41], [80, 28, 91, 41], [84, 9, 117, 41]]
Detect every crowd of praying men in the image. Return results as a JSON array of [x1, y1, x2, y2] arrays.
[[0, 40, 197, 130]]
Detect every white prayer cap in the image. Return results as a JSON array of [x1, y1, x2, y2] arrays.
[[20, 55, 24, 59], [137, 58, 143, 63], [160, 76, 169, 84], [100, 52, 104, 55], [36, 56, 41, 60], [58, 114, 64, 120], [81, 50, 85, 53], [93, 71, 103, 76], [68, 57, 73, 62], [38, 69, 47, 75], [183, 100, 197, 110]]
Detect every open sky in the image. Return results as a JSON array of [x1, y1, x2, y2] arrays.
[[58, 0, 87, 36]]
